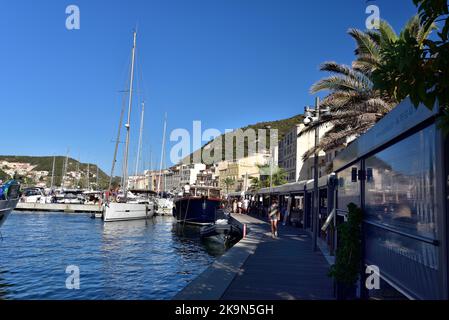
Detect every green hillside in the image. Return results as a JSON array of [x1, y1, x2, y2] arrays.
[[0, 155, 114, 189], [183, 113, 304, 164]]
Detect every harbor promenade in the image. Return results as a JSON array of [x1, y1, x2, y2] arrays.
[[175, 213, 334, 300]]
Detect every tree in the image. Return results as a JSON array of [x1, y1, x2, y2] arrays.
[[223, 177, 235, 194], [250, 177, 263, 191], [302, 15, 434, 159], [256, 164, 287, 187], [372, 0, 448, 129], [271, 168, 288, 187], [0, 169, 10, 182]]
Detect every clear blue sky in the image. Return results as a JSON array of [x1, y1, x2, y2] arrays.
[[0, 0, 417, 174]]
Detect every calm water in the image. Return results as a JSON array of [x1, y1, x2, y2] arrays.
[[0, 212, 225, 300]]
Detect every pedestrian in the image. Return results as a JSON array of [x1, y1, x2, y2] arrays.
[[243, 198, 249, 214], [232, 200, 238, 213], [237, 199, 242, 214], [269, 198, 280, 238]]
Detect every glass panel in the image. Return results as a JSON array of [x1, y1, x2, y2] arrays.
[[365, 126, 437, 239], [365, 224, 439, 299], [337, 164, 360, 212]]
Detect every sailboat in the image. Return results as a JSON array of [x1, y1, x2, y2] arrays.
[[103, 30, 155, 222]]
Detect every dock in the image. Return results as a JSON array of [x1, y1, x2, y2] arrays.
[[174, 214, 335, 300], [15, 202, 103, 213]]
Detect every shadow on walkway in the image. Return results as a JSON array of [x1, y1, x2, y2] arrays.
[[221, 214, 334, 300]]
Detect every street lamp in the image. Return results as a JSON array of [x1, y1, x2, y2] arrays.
[[303, 97, 330, 252]]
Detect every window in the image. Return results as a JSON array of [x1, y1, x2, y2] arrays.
[[337, 165, 361, 212], [365, 126, 437, 239], [364, 125, 440, 299]]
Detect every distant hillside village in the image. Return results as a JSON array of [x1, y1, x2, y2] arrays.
[[0, 156, 108, 190]]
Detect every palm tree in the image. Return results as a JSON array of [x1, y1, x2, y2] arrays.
[[301, 15, 434, 161], [350, 17, 434, 74], [223, 177, 235, 194], [271, 168, 287, 187], [250, 176, 263, 191]]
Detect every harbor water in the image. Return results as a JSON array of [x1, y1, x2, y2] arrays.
[[0, 212, 225, 300]]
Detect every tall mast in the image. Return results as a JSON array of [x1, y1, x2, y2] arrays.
[[123, 30, 137, 198], [87, 163, 90, 190], [135, 101, 145, 176], [157, 113, 167, 195], [50, 156, 56, 189], [96, 165, 99, 189], [109, 93, 127, 190], [61, 148, 70, 189], [76, 156, 80, 187]]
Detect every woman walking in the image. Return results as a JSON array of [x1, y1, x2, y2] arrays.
[[269, 198, 280, 238]]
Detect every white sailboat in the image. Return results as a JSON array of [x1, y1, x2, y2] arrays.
[[103, 30, 154, 222]]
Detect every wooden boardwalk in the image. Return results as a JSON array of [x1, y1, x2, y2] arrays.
[[221, 214, 335, 300]]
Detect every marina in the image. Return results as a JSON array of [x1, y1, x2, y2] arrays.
[[1, 0, 449, 308]]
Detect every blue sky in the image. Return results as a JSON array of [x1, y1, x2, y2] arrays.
[[0, 0, 417, 174]]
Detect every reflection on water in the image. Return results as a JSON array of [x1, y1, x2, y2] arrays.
[[172, 223, 227, 257], [0, 212, 220, 300]]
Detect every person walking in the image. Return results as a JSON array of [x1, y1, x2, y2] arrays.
[[269, 198, 280, 238], [237, 199, 243, 214], [243, 198, 249, 214]]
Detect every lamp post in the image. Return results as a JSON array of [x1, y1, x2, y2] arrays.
[[303, 97, 329, 252]]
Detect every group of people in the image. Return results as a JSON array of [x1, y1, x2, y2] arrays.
[[231, 198, 250, 214]]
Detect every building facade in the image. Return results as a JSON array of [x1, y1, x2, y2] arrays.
[[278, 123, 331, 183]]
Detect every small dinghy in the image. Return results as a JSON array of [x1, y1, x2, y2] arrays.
[[200, 218, 242, 245]]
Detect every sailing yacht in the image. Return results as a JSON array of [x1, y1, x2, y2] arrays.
[[0, 180, 20, 228], [103, 30, 154, 222]]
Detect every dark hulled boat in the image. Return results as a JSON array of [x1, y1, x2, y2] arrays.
[[0, 180, 21, 228], [173, 186, 222, 225]]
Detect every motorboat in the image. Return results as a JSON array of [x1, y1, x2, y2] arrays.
[[20, 187, 52, 204], [55, 189, 85, 204], [173, 185, 222, 225], [0, 180, 20, 228], [155, 196, 174, 216]]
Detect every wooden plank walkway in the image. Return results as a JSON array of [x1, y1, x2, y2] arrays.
[[221, 214, 335, 300]]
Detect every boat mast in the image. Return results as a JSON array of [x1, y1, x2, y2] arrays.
[[76, 156, 80, 187], [109, 94, 126, 191], [87, 163, 90, 190], [123, 30, 137, 199], [135, 101, 145, 176], [50, 155, 56, 189], [61, 148, 69, 189], [157, 113, 167, 195]]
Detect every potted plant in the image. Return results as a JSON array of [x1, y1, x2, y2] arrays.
[[329, 203, 363, 300]]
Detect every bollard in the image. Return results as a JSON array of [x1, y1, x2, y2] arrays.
[[243, 224, 247, 239]]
